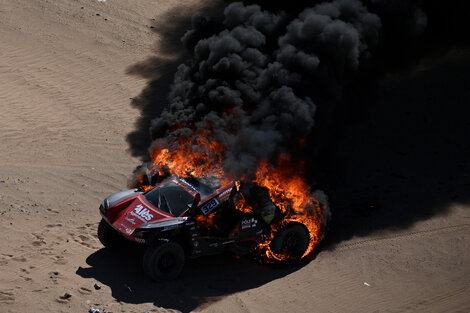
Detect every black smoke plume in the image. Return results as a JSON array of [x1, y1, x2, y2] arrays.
[[131, 0, 387, 181], [127, 0, 470, 243]]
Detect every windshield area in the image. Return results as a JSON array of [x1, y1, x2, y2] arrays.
[[178, 176, 217, 198], [144, 180, 194, 216]]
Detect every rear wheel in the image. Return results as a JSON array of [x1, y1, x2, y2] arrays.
[[269, 223, 310, 260], [143, 239, 185, 281], [97, 219, 125, 248]]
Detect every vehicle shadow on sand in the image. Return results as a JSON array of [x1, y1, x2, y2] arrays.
[[317, 49, 470, 248], [77, 247, 305, 312]]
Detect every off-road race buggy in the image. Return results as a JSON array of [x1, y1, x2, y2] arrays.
[[98, 175, 311, 281]]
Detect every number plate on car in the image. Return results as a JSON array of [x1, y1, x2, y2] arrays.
[[200, 198, 219, 215]]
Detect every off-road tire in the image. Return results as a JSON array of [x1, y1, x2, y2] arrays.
[[143, 239, 185, 281], [269, 222, 310, 260], [97, 219, 125, 248]]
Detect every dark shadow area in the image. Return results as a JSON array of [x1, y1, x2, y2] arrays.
[[77, 247, 304, 312], [318, 48, 470, 246], [301, 0, 470, 246]]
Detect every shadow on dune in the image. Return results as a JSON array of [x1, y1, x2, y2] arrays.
[[77, 247, 303, 312], [315, 49, 470, 247]]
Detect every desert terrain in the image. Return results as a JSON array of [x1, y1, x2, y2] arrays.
[[0, 0, 468, 312]]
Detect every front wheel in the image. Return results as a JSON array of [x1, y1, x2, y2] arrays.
[[269, 223, 310, 260], [143, 239, 185, 281], [97, 219, 125, 249]]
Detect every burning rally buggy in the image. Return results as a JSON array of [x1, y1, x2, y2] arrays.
[[98, 175, 328, 281]]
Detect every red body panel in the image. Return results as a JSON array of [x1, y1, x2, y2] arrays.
[[102, 177, 235, 242], [105, 194, 173, 241]]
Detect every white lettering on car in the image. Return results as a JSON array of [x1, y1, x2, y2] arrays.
[[125, 217, 136, 225], [120, 223, 133, 234], [179, 178, 198, 192], [218, 187, 232, 199], [130, 204, 154, 222], [241, 217, 258, 230]]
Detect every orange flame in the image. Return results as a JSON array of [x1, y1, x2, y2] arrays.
[[194, 211, 220, 232], [150, 130, 226, 179], [253, 156, 326, 261], [135, 129, 328, 262]]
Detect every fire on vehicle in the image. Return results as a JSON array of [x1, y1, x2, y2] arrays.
[[98, 171, 329, 281]]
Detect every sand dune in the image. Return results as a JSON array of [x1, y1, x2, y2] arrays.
[[0, 0, 468, 312]]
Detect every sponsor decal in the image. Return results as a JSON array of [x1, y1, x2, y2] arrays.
[[125, 217, 136, 225], [178, 178, 198, 193], [200, 197, 219, 215], [218, 187, 232, 199], [241, 217, 258, 230], [120, 223, 133, 234], [130, 204, 154, 222]]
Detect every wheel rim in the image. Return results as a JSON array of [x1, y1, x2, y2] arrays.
[[269, 223, 309, 260], [285, 233, 298, 250], [284, 232, 305, 257]]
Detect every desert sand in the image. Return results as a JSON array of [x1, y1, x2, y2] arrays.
[[0, 0, 468, 312]]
